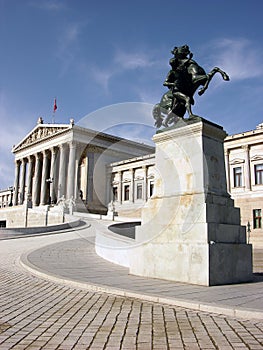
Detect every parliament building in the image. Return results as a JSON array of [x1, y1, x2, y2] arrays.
[[0, 118, 263, 247]]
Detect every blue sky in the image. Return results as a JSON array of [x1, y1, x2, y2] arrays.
[[1, 0, 263, 189]]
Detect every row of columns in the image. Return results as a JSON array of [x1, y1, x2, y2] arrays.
[[13, 141, 78, 207], [113, 165, 151, 204], [0, 193, 12, 208]]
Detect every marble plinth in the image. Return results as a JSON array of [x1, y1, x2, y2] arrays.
[[129, 118, 253, 286]]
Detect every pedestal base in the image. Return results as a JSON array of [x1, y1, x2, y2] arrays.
[[130, 238, 252, 286], [129, 119, 253, 286]]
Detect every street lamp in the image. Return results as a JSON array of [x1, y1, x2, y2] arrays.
[[46, 178, 53, 205]]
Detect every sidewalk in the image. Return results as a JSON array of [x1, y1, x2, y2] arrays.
[[20, 220, 263, 321]]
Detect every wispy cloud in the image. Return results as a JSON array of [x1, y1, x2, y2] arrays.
[[114, 50, 156, 70], [0, 92, 34, 189], [30, 0, 66, 12], [136, 88, 162, 105], [207, 38, 263, 80], [56, 22, 83, 76], [59, 24, 80, 50], [91, 48, 161, 93], [78, 102, 154, 133], [90, 67, 115, 93]]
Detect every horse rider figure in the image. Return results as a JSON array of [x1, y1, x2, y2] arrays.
[[153, 45, 229, 128]]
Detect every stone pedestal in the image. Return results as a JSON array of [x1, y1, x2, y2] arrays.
[[130, 118, 253, 286]]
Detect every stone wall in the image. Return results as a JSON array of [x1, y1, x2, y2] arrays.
[[0, 205, 64, 228], [234, 196, 263, 247]]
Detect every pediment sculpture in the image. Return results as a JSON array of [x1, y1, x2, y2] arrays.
[[13, 125, 69, 151]]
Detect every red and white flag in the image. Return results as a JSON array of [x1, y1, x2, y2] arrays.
[[53, 98, 57, 113]]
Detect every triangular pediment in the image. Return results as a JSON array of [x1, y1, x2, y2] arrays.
[[13, 123, 70, 152]]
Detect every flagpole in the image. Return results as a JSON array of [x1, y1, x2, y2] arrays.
[[52, 97, 57, 124]]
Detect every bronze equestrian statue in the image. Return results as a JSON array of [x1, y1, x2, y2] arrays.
[[153, 45, 230, 128]]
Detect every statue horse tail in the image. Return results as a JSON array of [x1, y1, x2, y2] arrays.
[[152, 104, 163, 128]]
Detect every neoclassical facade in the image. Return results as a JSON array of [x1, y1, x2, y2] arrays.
[[107, 153, 156, 217], [1, 119, 263, 247], [5, 117, 154, 213], [224, 122, 263, 244]]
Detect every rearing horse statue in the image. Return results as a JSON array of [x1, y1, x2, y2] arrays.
[[153, 45, 230, 128]]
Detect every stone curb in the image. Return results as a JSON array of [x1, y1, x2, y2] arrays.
[[19, 251, 263, 321], [0, 222, 91, 240]]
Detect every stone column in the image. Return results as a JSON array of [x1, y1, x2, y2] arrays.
[[130, 168, 134, 202], [86, 151, 94, 204], [13, 160, 21, 206], [50, 147, 57, 204], [57, 143, 67, 200], [117, 171, 122, 203], [224, 149, 230, 193], [67, 141, 77, 199], [19, 159, 27, 204], [142, 166, 148, 201], [74, 143, 83, 200], [40, 150, 50, 205], [106, 173, 112, 204], [33, 153, 42, 206], [26, 156, 34, 202], [242, 145, 251, 191]]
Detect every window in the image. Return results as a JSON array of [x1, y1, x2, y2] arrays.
[[124, 185, 130, 201], [136, 184, 142, 199], [112, 187, 118, 201], [149, 182, 154, 197], [233, 167, 242, 187], [0, 221, 6, 228], [255, 164, 263, 185], [253, 209, 262, 229]]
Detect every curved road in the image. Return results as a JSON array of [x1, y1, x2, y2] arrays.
[[0, 228, 263, 349]]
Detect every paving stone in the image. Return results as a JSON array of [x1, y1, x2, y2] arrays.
[[0, 229, 262, 349]]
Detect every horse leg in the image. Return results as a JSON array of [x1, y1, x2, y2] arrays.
[[163, 97, 179, 127], [164, 111, 177, 127], [198, 68, 217, 96], [215, 67, 230, 81], [173, 92, 197, 119], [198, 67, 229, 96]]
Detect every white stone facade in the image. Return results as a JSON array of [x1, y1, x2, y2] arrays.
[[0, 118, 263, 248], [224, 123, 263, 246], [0, 188, 13, 209], [107, 154, 156, 218], [0, 118, 153, 226]]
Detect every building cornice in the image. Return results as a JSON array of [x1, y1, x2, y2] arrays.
[[107, 153, 155, 168], [73, 124, 154, 152], [225, 124, 263, 143]]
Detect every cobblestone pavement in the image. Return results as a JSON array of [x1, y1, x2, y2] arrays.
[[0, 233, 263, 349]]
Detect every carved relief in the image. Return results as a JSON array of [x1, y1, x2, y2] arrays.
[[14, 126, 69, 151]]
